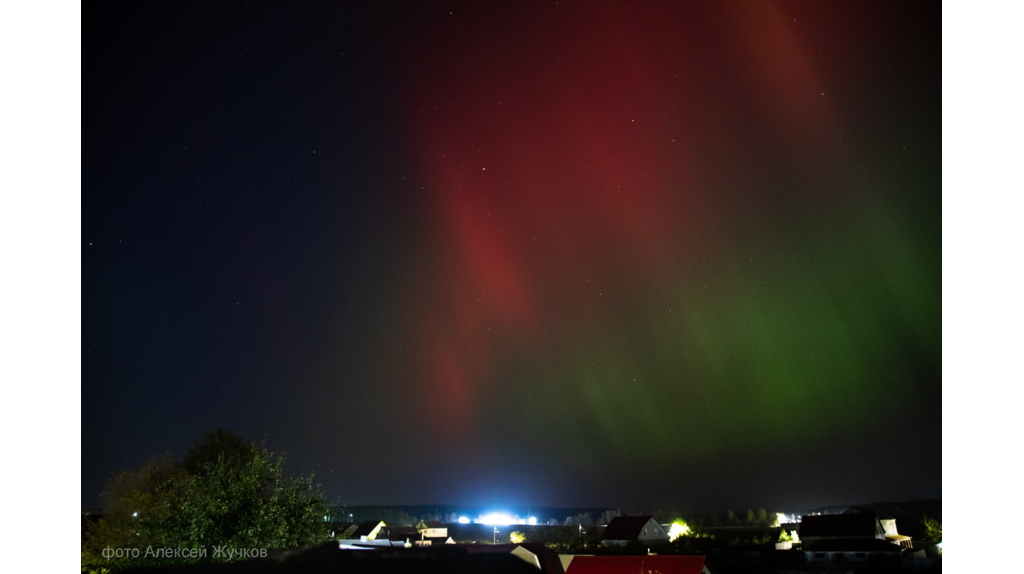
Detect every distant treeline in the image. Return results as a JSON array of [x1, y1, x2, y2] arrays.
[[331, 505, 778, 528], [332, 498, 941, 536], [331, 505, 621, 527]]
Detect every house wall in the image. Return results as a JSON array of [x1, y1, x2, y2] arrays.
[[637, 518, 669, 544], [602, 518, 668, 546], [880, 519, 899, 537]]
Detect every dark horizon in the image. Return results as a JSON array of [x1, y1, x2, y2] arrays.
[[83, 496, 942, 526], [81, 422, 941, 515], [83, 1, 941, 514]]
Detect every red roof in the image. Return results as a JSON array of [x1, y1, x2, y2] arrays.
[[564, 555, 706, 574]]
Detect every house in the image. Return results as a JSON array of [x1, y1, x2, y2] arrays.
[[387, 525, 420, 545], [803, 538, 904, 567], [348, 520, 387, 541], [384, 524, 456, 547], [417, 519, 449, 539], [337, 523, 360, 539], [600, 516, 669, 547], [843, 506, 913, 548], [462, 542, 566, 574], [798, 513, 885, 547], [328, 521, 354, 539], [562, 555, 706, 574]]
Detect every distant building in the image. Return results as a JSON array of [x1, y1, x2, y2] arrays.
[[328, 521, 354, 539], [461, 542, 565, 574], [600, 516, 669, 547], [843, 506, 913, 548], [384, 523, 455, 546], [348, 520, 387, 541], [337, 523, 360, 539], [803, 538, 905, 567], [417, 519, 449, 539], [387, 525, 420, 545], [799, 513, 885, 547]]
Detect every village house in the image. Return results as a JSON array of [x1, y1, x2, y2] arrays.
[[803, 538, 905, 567], [799, 512, 885, 546], [799, 508, 918, 568], [346, 520, 387, 541], [845, 507, 914, 548], [600, 515, 669, 547], [417, 519, 450, 539]]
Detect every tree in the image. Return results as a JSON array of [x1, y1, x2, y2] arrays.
[[921, 515, 942, 542], [81, 453, 186, 572], [597, 509, 620, 526], [543, 525, 600, 553], [756, 508, 768, 525], [82, 430, 329, 572], [509, 530, 526, 544], [667, 519, 690, 542], [564, 512, 594, 527], [181, 428, 259, 474], [744, 509, 755, 525]]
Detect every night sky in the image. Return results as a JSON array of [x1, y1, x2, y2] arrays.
[[82, 1, 941, 514]]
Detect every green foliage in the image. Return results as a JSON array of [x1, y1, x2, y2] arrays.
[[668, 519, 690, 541], [778, 529, 791, 542], [181, 428, 259, 474], [542, 525, 601, 553], [82, 430, 329, 573], [921, 515, 942, 542], [729, 532, 774, 546], [509, 530, 526, 544]]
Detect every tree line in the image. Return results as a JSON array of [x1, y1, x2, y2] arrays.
[[653, 507, 781, 527]]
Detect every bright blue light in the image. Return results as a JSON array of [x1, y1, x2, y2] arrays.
[[458, 516, 470, 524], [479, 512, 516, 526]]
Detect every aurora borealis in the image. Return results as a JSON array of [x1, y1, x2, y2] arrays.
[[82, 1, 940, 513]]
